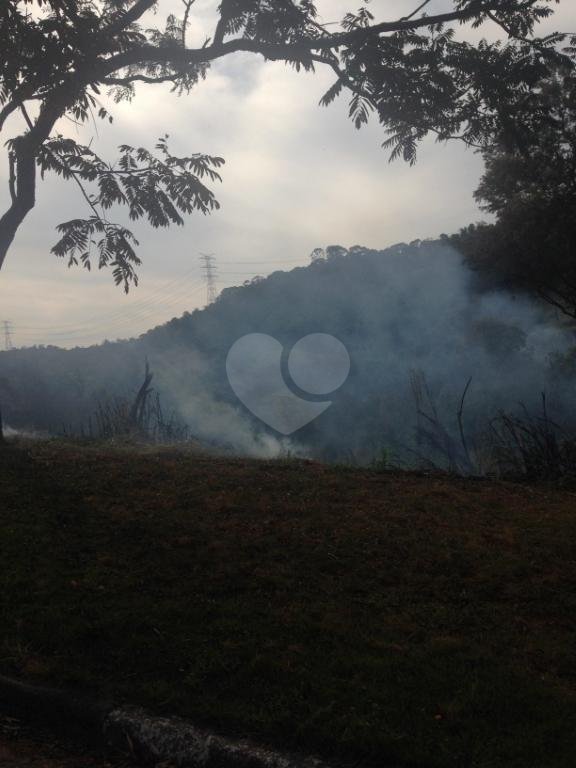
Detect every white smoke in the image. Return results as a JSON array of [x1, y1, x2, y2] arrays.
[[3, 425, 50, 440]]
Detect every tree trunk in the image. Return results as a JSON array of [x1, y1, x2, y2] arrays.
[[0, 86, 76, 272], [0, 139, 37, 271]]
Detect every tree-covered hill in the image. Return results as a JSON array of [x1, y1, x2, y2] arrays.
[[1, 240, 575, 467]]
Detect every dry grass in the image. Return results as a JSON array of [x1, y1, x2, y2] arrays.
[[1, 440, 576, 767]]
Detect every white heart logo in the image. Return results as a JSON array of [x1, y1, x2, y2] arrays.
[[226, 333, 350, 435]]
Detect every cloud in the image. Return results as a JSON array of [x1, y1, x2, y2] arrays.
[[0, 1, 574, 347]]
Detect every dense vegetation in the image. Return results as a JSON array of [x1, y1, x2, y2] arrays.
[[452, 67, 576, 320]]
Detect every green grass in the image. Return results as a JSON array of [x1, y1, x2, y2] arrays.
[[1, 440, 576, 767]]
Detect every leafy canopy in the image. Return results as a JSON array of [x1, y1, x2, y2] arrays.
[[0, 0, 573, 288], [453, 66, 576, 318]]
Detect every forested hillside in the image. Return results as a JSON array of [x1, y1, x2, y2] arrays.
[[1, 240, 575, 469]]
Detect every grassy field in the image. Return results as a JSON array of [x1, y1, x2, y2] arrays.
[[1, 440, 576, 767]]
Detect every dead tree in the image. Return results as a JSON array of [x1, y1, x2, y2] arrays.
[[128, 361, 154, 434]]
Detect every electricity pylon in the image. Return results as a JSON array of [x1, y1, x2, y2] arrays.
[[199, 253, 218, 305], [2, 320, 14, 351]]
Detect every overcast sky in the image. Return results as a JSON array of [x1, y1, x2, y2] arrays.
[[1, 0, 575, 348]]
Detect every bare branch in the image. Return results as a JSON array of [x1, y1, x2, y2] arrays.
[[103, 0, 157, 36], [401, 0, 433, 22], [212, 0, 229, 46], [103, 73, 180, 86], [8, 153, 16, 204], [0, 101, 21, 135], [457, 377, 474, 472], [181, 0, 196, 48]]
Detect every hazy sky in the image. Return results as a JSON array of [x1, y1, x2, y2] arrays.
[[1, 0, 575, 348]]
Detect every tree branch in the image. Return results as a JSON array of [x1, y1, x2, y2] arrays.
[[100, 6, 494, 77], [0, 86, 79, 271], [401, 0, 433, 22], [103, 73, 180, 86], [181, 0, 196, 48], [0, 136, 37, 271], [8, 153, 16, 204], [22, 101, 106, 225], [103, 0, 157, 37], [0, 89, 43, 135], [0, 101, 21, 136], [212, 0, 229, 46]]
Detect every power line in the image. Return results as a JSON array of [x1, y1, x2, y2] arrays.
[[9, 257, 305, 348], [15, 260, 304, 333], [2, 320, 14, 351], [219, 259, 306, 265], [15, 283, 207, 346], [16, 266, 202, 332], [199, 253, 218, 305]]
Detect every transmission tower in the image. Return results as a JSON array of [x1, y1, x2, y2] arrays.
[[199, 253, 218, 305], [2, 320, 14, 351]]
